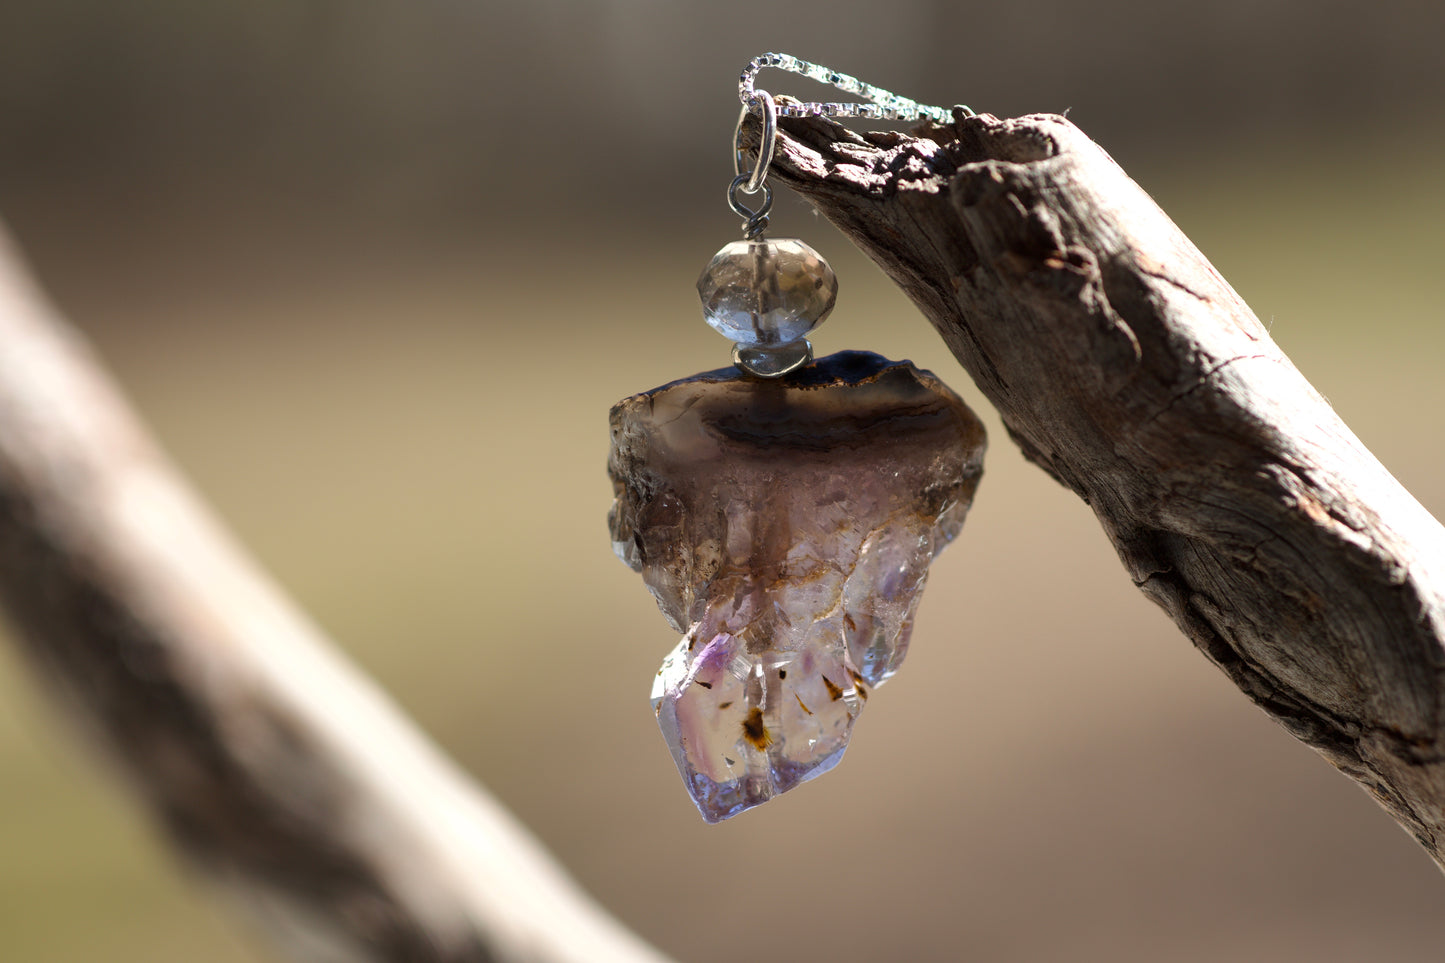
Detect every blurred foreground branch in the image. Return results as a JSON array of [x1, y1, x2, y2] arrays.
[[0, 227, 670, 962], [760, 111, 1445, 866]]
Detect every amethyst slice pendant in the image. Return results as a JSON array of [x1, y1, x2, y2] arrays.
[[608, 351, 985, 821]]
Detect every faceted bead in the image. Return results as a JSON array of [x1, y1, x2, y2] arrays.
[[697, 238, 838, 345], [609, 351, 987, 822]]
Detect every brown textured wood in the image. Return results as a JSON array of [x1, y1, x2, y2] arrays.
[[755, 110, 1445, 865], [0, 228, 671, 963]]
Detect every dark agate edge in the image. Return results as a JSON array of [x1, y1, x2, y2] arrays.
[[608, 351, 986, 822]]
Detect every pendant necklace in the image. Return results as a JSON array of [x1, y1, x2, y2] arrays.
[[608, 54, 987, 822]]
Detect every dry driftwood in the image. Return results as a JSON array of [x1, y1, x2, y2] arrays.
[[0, 229, 671, 962], [756, 110, 1445, 865]]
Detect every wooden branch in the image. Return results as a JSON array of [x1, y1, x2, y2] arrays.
[[759, 112, 1445, 865], [0, 226, 670, 962]]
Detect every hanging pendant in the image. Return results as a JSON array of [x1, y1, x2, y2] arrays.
[[609, 353, 984, 821], [608, 55, 986, 821]]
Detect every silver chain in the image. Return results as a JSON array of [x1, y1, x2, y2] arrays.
[[728, 54, 969, 239], [738, 53, 970, 123]]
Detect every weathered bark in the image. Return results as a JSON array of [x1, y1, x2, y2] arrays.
[[0, 227, 671, 962], [757, 110, 1445, 864]]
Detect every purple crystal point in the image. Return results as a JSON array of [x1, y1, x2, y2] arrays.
[[610, 352, 985, 822]]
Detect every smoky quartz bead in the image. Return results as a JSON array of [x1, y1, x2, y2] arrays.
[[697, 238, 837, 346]]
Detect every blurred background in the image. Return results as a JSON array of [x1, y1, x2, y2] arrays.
[[0, 2, 1443, 960]]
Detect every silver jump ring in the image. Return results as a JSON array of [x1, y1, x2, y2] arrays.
[[732, 90, 777, 194]]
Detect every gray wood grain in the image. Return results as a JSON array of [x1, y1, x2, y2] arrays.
[[758, 111, 1445, 865], [0, 228, 671, 962]]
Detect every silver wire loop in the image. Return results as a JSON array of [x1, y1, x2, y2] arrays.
[[733, 90, 778, 194], [726, 173, 772, 238]]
